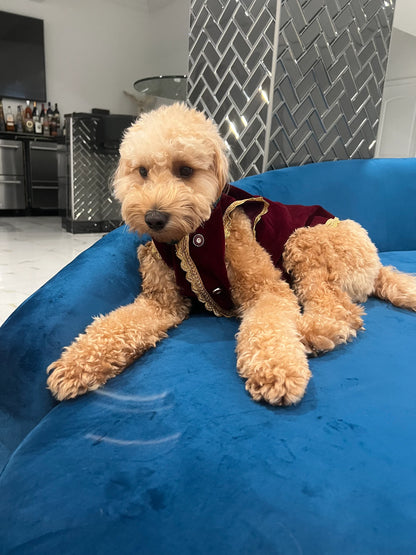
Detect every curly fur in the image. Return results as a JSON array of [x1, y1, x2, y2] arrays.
[[47, 103, 416, 406]]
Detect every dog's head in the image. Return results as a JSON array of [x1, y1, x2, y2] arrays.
[[112, 103, 229, 243]]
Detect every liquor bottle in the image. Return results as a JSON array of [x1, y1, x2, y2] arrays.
[[24, 100, 32, 119], [24, 100, 34, 133], [39, 103, 46, 125], [0, 102, 5, 132], [46, 101, 53, 120], [15, 105, 24, 133], [46, 101, 56, 136], [50, 117, 57, 137], [6, 106, 15, 132], [32, 101, 43, 134], [43, 116, 50, 136], [53, 103, 60, 135]]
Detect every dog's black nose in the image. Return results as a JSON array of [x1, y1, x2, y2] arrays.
[[145, 210, 170, 231]]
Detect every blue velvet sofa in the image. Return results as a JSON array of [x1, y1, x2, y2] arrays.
[[1, 158, 415, 554]]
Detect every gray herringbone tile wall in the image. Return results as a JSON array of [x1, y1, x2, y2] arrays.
[[188, 0, 396, 179], [70, 116, 120, 222]]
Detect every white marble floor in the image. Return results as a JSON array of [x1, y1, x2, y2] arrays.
[[0, 217, 105, 326]]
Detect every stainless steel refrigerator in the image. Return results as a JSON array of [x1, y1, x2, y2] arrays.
[[0, 139, 25, 210]]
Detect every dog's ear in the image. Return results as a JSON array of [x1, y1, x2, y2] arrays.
[[111, 156, 130, 202], [212, 138, 229, 193], [111, 120, 140, 201]]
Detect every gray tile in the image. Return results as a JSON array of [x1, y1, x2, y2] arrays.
[[188, 0, 395, 175]]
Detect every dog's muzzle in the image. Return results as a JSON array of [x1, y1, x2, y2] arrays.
[[145, 210, 170, 231]]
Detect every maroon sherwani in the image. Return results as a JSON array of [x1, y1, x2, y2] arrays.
[[153, 185, 333, 317]]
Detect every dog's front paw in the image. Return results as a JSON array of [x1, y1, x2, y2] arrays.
[[243, 366, 311, 406], [46, 335, 114, 401], [300, 311, 364, 354], [47, 357, 104, 401]]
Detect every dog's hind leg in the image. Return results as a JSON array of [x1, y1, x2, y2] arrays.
[[290, 274, 366, 354], [283, 219, 381, 354], [225, 209, 311, 406], [373, 265, 416, 310], [47, 242, 190, 401]]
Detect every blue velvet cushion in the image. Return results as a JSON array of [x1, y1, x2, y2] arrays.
[[0, 228, 145, 466], [238, 158, 416, 252], [0, 159, 415, 554]]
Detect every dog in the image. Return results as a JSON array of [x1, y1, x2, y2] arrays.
[[47, 103, 416, 406]]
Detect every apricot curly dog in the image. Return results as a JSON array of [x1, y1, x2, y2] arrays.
[[47, 103, 416, 406]]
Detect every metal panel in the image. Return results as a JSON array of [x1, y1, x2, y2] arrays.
[[68, 115, 121, 226], [188, 0, 278, 178], [0, 139, 25, 209], [0, 178, 25, 210], [268, 0, 395, 169], [0, 140, 24, 177], [29, 142, 59, 183], [188, 0, 396, 177]]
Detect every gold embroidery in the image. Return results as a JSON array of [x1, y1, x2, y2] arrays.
[[172, 197, 269, 318], [325, 217, 341, 228], [252, 200, 270, 239], [175, 236, 236, 318], [223, 197, 269, 239]]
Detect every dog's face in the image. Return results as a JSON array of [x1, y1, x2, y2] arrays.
[[113, 103, 229, 243]]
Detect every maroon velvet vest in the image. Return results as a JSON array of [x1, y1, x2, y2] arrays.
[[153, 185, 333, 317]]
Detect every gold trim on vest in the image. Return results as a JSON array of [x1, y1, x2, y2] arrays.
[[325, 217, 341, 228], [175, 235, 237, 318], [223, 197, 269, 239]]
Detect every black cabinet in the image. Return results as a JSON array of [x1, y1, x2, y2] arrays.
[[29, 142, 66, 211], [0, 132, 66, 214]]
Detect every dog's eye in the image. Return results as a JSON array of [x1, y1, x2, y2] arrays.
[[138, 167, 148, 178], [179, 166, 193, 178]]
